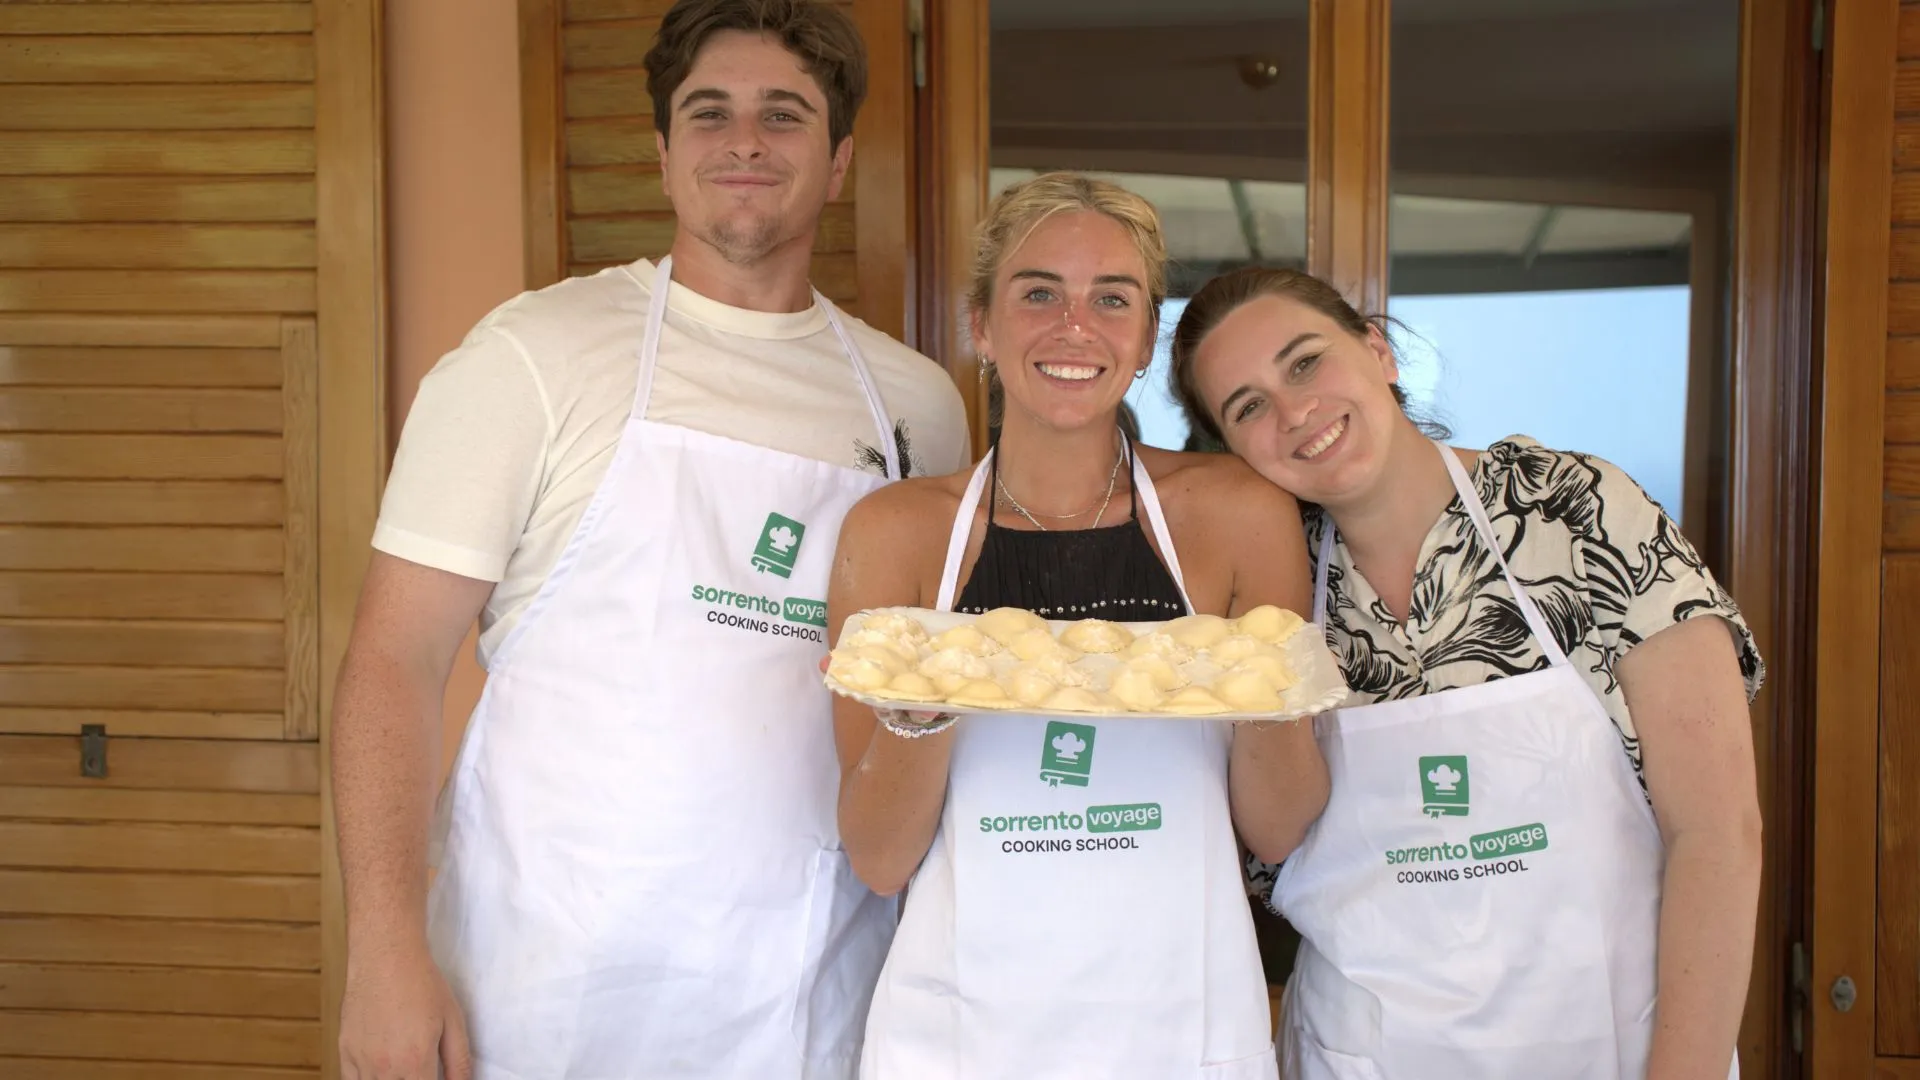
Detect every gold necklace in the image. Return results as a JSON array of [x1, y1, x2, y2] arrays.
[[994, 447, 1123, 531]]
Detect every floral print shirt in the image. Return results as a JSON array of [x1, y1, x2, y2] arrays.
[[1249, 436, 1765, 899]]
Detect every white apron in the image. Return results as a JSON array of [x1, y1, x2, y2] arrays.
[[428, 258, 900, 1080], [1271, 442, 1732, 1080], [860, 449, 1278, 1080]]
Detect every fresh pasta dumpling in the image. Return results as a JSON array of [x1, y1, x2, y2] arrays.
[[1208, 634, 1277, 666], [1228, 653, 1297, 691], [1163, 686, 1231, 715], [876, 672, 940, 702], [861, 611, 931, 646], [1108, 668, 1166, 712], [851, 645, 911, 676], [919, 647, 992, 682], [840, 628, 920, 662], [1006, 665, 1060, 708], [1010, 627, 1080, 663], [1060, 618, 1133, 654], [1041, 686, 1106, 713], [1125, 632, 1196, 664], [1162, 613, 1233, 650], [829, 657, 892, 692], [975, 606, 1049, 646], [930, 623, 1000, 655], [1214, 668, 1283, 713], [1124, 653, 1188, 692], [1235, 604, 1306, 644], [948, 679, 1014, 709], [1023, 651, 1091, 688]]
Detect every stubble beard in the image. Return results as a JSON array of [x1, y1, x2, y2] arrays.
[[701, 210, 786, 266]]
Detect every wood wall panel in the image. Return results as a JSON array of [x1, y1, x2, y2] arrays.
[[0, 9, 333, 1062]]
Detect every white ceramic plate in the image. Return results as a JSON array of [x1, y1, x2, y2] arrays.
[[824, 607, 1350, 723]]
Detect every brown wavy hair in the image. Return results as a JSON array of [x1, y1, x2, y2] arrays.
[[645, 0, 868, 149]]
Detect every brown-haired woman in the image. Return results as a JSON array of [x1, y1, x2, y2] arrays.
[[1169, 266, 1765, 1079], [826, 176, 1329, 1078]]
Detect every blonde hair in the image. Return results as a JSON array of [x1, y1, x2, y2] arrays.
[[967, 172, 1168, 319]]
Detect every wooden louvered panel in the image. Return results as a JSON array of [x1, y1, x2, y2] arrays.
[[0, 4, 314, 37], [0, 709, 283, 740], [0, 527, 284, 572], [0, 915, 318, 971], [0, 572, 282, 621], [0, 619, 280, 668], [0, 314, 284, 348], [0, 269, 317, 313], [0, 667, 282, 712], [0, 389, 285, 433], [0, 1061, 315, 1080], [0, 435, 283, 479], [0, 34, 313, 83], [0, 131, 315, 176], [0, 821, 317, 875], [0, 786, 316, 827], [0, 735, 319, 793], [0, 345, 283, 387]]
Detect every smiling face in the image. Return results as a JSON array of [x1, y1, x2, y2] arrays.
[[656, 31, 849, 266], [1189, 294, 1408, 507], [972, 210, 1155, 434]]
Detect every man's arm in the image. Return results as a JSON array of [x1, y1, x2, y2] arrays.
[[333, 554, 492, 1080]]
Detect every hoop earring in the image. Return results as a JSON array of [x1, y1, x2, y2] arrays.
[[1133, 367, 1149, 380]]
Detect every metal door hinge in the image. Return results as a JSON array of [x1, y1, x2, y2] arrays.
[[1790, 941, 1809, 1054], [80, 724, 107, 779], [909, 0, 927, 89]]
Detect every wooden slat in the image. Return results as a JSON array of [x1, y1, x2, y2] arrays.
[[0, 481, 281, 526], [0, 177, 314, 225], [281, 319, 316, 740], [0, 821, 316, 875], [0, 526, 281, 572], [1880, 555, 1920, 1054], [0, 224, 315, 270], [0, 619, 279, 668], [1890, 445, 1920, 496], [0, 131, 314, 177], [0, 734, 318, 793], [0, 314, 281, 348], [564, 66, 652, 119], [0, 434, 282, 479], [1886, 494, 1920, 550], [565, 0, 677, 19], [0, 3, 313, 35], [1903, 2, 1920, 60], [0, 1061, 315, 1080], [568, 164, 670, 215], [0, 708, 284, 740], [1892, 337, 1920, 389], [0, 1009, 319, 1067], [1893, 228, 1920, 281], [0, 35, 313, 84], [0, 83, 311, 131], [1891, 391, 1920, 444], [1898, 175, 1920, 226], [0, 388, 282, 432], [562, 17, 659, 71], [1890, 282, 1920, 336], [0, 346, 281, 388], [0, 915, 318, 970], [1877, 1058, 1920, 1079], [0, 963, 316, 1020], [1898, 119, 1920, 171], [0, 571, 281, 620], [0, 270, 316, 314], [0, 786, 317, 826], [566, 115, 659, 166], [0, 666, 281, 712], [567, 201, 854, 262], [1902, 61, 1920, 116], [0, 870, 317, 922]]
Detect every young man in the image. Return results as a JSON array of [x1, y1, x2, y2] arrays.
[[332, 3, 970, 1077]]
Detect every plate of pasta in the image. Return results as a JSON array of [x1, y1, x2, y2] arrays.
[[825, 604, 1349, 722]]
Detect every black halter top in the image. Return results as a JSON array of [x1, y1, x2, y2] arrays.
[[954, 433, 1189, 620]]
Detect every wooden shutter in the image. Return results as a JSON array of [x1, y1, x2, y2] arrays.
[[0, 1, 382, 1074], [521, 0, 914, 336]]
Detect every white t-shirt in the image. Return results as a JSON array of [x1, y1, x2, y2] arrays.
[[374, 259, 972, 665]]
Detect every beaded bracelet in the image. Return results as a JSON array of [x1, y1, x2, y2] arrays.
[[877, 708, 959, 739]]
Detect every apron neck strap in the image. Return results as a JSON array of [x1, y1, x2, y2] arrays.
[[935, 451, 994, 611], [633, 256, 901, 480], [1311, 441, 1569, 667], [931, 433, 1194, 614]]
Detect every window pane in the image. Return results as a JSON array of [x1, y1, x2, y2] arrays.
[[1387, 0, 1739, 532], [991, 0, 1311, 450]]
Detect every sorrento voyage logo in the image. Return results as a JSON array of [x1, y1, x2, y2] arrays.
[[687, 511, 827, 642]]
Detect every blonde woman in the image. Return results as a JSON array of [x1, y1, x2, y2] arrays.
[[825, 174, 1330, 1079]]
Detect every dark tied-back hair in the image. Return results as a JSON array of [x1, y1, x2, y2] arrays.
[[645, 0, 869, 150], [1167, 266, 1449, 444]]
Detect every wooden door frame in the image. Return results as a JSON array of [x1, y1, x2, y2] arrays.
[[1808, 0, 1897, 1076], [316, 0, 389, 1076]]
